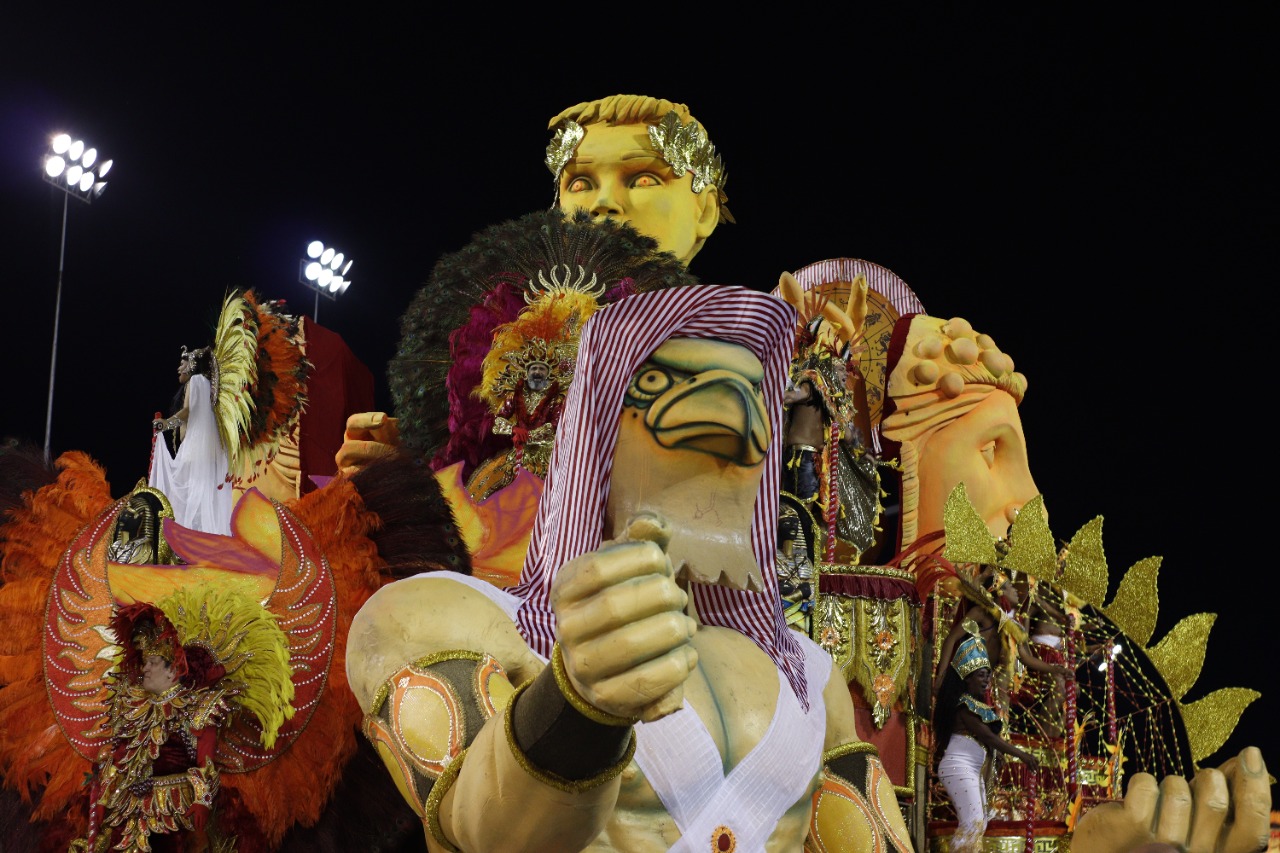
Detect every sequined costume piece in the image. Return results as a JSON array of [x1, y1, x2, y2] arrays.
[[87, 679, 238, 851], [936, 732, 990, 853], [361, 652, 515, 836]]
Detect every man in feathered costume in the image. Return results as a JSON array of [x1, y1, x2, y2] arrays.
[[74, 587, 295, 852]]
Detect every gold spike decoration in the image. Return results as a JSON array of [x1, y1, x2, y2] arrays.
[[938, 485, 1261, 772], [1102, 556, 1162, 646], [1003, 495, 1057, 580], [1181, 688, 1261, 766], [1148, 614, 1217, 701], [1061, 516, 1108, 607], [941, 483, 999, 566]]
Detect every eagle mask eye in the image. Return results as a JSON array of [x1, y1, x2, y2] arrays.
[[625, 365, 678, 409]]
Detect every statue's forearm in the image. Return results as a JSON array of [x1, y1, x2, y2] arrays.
[[438, 669, 633, 851]]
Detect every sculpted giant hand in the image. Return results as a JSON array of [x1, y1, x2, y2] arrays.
[[334, 411, 400, 476], [1072, 747, 1271, 853], [550, 512, 699, 723]]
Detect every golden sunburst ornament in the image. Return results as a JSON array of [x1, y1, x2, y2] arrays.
[[941, 481, 1260, 766]]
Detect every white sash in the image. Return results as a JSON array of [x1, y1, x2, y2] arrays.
[[635, 636, 829, 852], [420, 572, 831, 851]]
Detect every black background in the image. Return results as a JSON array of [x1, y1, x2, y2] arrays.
[[1, 9, 1273, 777]]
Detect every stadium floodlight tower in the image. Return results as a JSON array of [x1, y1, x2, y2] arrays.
[[299, 240, 353, 324], [41, 132, 114, 462]]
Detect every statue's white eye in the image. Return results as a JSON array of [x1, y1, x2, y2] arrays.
[[625, 367, 673, 408]]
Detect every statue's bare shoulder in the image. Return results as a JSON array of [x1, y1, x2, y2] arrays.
[[346, 574, 543, 714]]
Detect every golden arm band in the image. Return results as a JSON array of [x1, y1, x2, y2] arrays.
[[361, 651, 516, 824], [812, 750, 912, 853], [551, 642, 639, 726], [504, 678, 636, 793]]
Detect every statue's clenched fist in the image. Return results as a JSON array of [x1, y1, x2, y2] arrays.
[[551, 512, 698, 724], [1073, 746, 1271, 853], [335, 411, 401, 476]]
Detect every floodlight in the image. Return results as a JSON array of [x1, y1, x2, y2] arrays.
[[39, 129, 114, 462], [43, 133, 111, 204], [298, 239, 354, 322]]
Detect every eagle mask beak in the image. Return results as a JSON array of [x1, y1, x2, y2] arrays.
[[632, 338, 769, 467], [611, 338, 771, 592]]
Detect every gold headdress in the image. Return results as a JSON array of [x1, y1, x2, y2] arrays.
[[777, 271, 867, 425], [132, 621, 177, 664], [545, 121, 585, 181], [647, 110, 728, 197], [544, 111, 728, 202], [478, 287, 597, 412], [952, 633, 992, 679]]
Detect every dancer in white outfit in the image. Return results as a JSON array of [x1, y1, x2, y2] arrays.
[[933, 633, 1039, 852], [149, 347, 233, 536]]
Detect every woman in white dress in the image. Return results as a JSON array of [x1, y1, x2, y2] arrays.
[[148, 347, 233, 536]]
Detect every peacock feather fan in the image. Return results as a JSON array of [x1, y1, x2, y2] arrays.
[[389, 208, 700, 474]]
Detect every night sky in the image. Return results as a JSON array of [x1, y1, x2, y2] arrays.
[[2, 11, 1273, 776]]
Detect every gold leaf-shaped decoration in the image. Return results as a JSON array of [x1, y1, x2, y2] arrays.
[[1181, 687, 1260, 765], [1003, 494, 1057, 579], [941, 483, 999, 566], [1061, 516, 1108, 606], [1103, 556, 1162, 645], [1148, 613, 1216, 701]]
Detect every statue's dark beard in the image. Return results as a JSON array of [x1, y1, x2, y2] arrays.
[[526, 377, 549, 391]]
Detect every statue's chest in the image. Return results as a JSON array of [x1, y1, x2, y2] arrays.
[[614, 628, 826, 849], [681, 630, 783, 769]]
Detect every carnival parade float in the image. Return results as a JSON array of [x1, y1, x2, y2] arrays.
[[0, 93, 1269, 852]]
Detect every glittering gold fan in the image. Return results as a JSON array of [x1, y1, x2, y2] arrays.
[[941, 482, 1259, 768]]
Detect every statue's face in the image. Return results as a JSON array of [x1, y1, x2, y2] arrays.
[[915, 389, 1041, 542], [557, 122, 715, 265], [141, 653, 178, 694], [608, 337, 770, 591], [620, 337, 768, 466]]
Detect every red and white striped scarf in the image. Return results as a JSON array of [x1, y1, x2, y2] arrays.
[[511, 285, 812, 707]]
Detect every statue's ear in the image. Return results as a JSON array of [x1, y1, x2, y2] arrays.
[[694, 185, 720, 243]]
